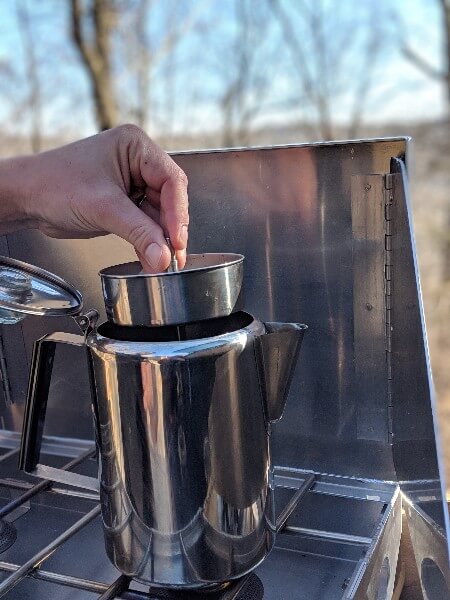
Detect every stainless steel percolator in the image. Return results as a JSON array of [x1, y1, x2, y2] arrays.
[[0, 253, 306, 590]]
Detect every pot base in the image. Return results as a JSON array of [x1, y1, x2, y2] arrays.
[[150, 573, 264, 599]]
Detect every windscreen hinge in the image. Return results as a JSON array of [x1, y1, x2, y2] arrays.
[[384, 174, 394, 444]]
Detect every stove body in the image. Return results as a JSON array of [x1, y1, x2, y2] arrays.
[[0, 138, 447, 599]]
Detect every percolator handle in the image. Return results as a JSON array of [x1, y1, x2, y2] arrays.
[[19, 332, 99, 492]]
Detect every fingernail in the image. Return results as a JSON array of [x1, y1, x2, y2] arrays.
[[180, 224, 188, 246], [144, 242, 162, 271]]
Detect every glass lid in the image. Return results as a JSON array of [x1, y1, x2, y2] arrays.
[[0, 256, 83, 317]]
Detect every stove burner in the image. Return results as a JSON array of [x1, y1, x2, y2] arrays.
[[0, 520, 16, 554], [150, 574, 264, 600], [232, 574, 264, 600]]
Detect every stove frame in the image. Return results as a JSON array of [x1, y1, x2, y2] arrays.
[[0, 437, 401, 599]]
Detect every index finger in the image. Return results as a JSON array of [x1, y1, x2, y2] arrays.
[[137, 140, 189, 251]]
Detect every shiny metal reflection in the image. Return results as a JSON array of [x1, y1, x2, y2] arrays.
[[100, 253, 244, 327], [86, 312, 306, 588]]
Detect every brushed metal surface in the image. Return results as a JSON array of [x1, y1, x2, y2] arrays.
[[389, 160, 443, 480], [344, 487, 402, 600], [351, 174, 391, 443], [404, 498, 450, 599], [100, 253, 244, 326], [0, 137, 444, 492], [174, 140, 407, 481], [389, 158, 450, 563]]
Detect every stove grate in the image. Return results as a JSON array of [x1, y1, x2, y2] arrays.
[[0, 446, 317, 599]]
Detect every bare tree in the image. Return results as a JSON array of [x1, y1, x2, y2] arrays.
[[71, 0, 203, 134], [347, 17, 382, 139], [269, 0, 384, 140], [402, 0, 450, 116], [218, 0, 271, 147], [139, 0, 206, 134], [71, 0, 119, 130], [16, 0, 42, 152], [117, 0, 169, 132], [134, 0, 151, 129], [220, 0, 252, 146], [116, 0, 152, 129]]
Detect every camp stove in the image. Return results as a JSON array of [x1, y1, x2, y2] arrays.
[[0, 439, 402, 599], [0, 138, 447, 599]]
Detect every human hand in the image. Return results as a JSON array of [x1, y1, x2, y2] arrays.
[[7, 124, 189, 272]]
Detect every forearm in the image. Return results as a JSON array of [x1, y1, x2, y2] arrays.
[[0, 155, 37, 235]]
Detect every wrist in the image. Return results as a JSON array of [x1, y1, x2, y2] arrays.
[[0, 155, 39, 234]]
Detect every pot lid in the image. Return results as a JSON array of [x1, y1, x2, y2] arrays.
[[0, 256, 82, 317]]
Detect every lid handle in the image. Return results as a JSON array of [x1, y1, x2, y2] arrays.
[[0, 255, 83, 319]]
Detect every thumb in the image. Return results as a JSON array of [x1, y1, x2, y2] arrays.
[[103, 195, 171, 272]]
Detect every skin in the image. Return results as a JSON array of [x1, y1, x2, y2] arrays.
[[0, 124, 189, 272]]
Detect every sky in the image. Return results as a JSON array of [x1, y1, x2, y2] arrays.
[[0, 0, 446, 142]]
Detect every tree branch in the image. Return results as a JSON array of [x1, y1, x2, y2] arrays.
[[70, 0, 118, 130], [402, 45, 446, 80]]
